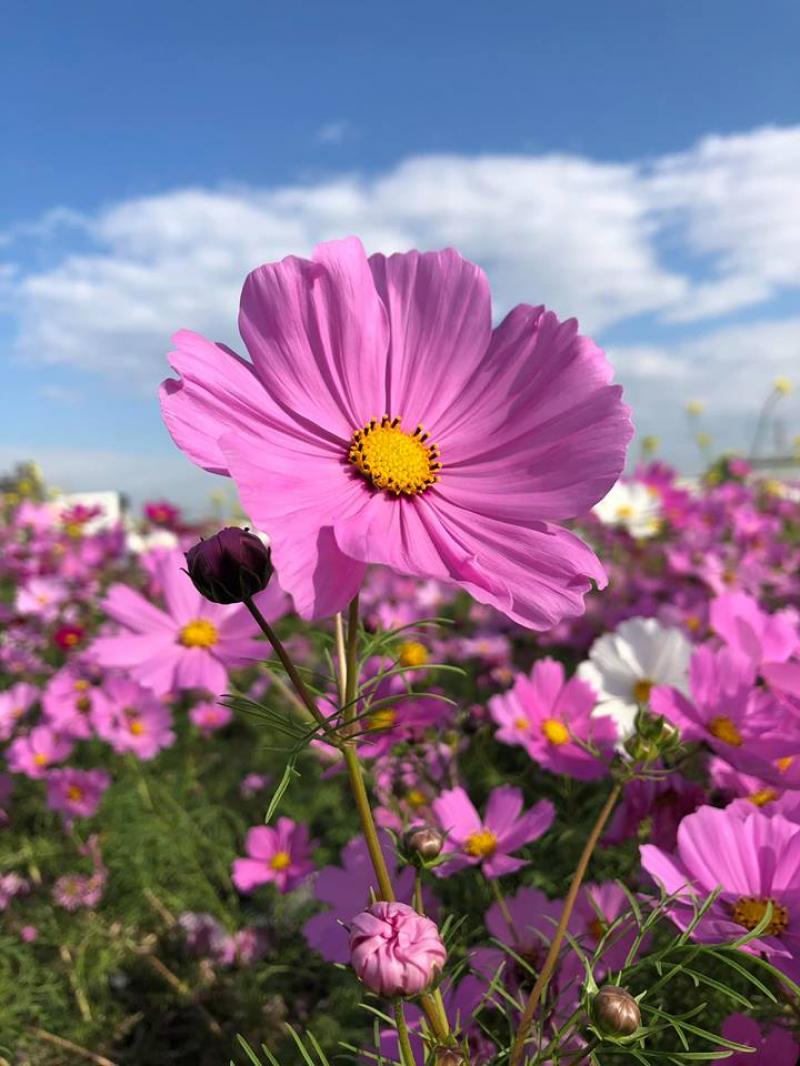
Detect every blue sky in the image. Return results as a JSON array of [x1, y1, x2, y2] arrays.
[[2, 1, 799, 507]]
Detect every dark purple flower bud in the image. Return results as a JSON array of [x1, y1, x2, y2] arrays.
[[185, 528, 273, 604], [592, 985, 641, 1037]]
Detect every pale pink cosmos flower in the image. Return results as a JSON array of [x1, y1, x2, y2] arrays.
[[350, 900, 446, 998], [432, 785, 554, 879], [92, 677, 175, 760], [15, 576, 68, 620], [7, 725, 74, 779], [45, 768, 111, 821], [232, 817, 315, 894], [90, 547, 282, 698], [0, 682, 39, 741], [42, 665, 109, 740], [489, 657, 616, 780], [160, 238, 632, 628], [189, 700, 233, 735]]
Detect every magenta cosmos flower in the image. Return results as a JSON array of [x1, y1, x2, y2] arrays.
[[160, 238, 632, 627], [641, 805, 800, 983], [90, 548, 279, 698], [714, 1014, 799, 1065], [433, 785, 554, 878], [231, 817, 315, 894], [350, 900, 446, 998], [489, 657, 616, 780]]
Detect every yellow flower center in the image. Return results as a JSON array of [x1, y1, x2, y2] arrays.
[[398, 641, 429, 668], [129, 720, 145, 736], [33, 753, 49, 767], [464, 828, 498, 859], [777, 757, 795, 774], [684, 615, 701, 633], [66, 785, 84, 802], [74, 680, 91, 692], [731, 896, 789, 936], [179, 618, 219, 648], [514, 716, 530, 730], [708, 715, 743, 747], [541, 719, 570, 745], [748, 788, 778, 807], [616, 504, 634, 519], [633, 678, 654, 704], [348, 417, 441, 496], [406, 789, 428, 809], [367, 708, 397, 731], [76, 696, 91, 713], [270, 851, 291, 871]]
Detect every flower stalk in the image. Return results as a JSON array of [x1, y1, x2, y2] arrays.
[[508, 781, 622, 1066]]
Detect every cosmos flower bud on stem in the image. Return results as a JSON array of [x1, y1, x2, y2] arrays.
[[403, 825, 444, 862], [591, 985, 641, 1037], [349, 901, 447, 998], [433, 1049, 467, 1066], [185, 527, 273, 605]]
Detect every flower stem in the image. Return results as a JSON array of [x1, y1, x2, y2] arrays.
[[243, 597, 329, 732], [508, 782, 622, 1066], [488, 875, 519, 944], [342, 744, 395, 901], [334, 611, 348, 705], [344, 593, 361, 722], [394, 1001, 417, 1066]]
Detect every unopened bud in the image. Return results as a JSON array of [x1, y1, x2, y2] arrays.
[[592, 985, 641, 1037], [434, 1049, 467, 1066], [404, 826, 444, 861], [185, 527, 273, 604]]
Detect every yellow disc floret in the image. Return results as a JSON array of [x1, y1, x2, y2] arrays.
[[541, 719, 570, 745], [707, 715, 743, 747], [731, 896, 789, 936], [464, 828, 498, 859], [179, 618, 219, 648], [270, 851, 291, 871], [349, 417, 441, 495]]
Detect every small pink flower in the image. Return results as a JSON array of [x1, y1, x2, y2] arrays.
[[189, 700, 233, 735], [45, 768, 111, 821], [19, 925, 38, 943], [350, 901, 446, 998], [15, 577, 68, 620], [0, 682, 39, 741], [7, 725, 74, 779], [232, 817, 315, 894], [93, 677, 175, 760], [432, 785, 554, 879]]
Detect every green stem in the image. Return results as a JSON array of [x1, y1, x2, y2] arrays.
[[342, 744, 395, 902], [488, 875, 519, 944], [334, 611, 348, 705], [243, 597, 329, 732], [413, 870, 425, 915], [394, 1001, 417, 1066], [509, 782, 622, 1066], [344, 594, 360, 723]]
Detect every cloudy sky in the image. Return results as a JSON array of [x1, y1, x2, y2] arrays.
[[2, 1, 799, 509]]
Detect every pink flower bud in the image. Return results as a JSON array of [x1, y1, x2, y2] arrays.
[[349, 901, 446, 998]]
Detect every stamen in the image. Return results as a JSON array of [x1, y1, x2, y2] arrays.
[[464, 828, 498, 859], [179, 618, 219, 648], [731, 896, 789, 936], [349, 417, 441, 496]]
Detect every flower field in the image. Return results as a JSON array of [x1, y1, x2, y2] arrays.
[[3, 241, 800, 1066]]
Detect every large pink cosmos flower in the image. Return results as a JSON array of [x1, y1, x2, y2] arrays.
[[160, 238, 632, 628], [641, 805, 800, 983], [89, 548, 281, 698]]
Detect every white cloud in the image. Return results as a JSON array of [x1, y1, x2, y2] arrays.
[[3, 125, 800, 453]]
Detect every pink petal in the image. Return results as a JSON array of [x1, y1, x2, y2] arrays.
[[432, 787, 482, 844], [102, 584, 174, 634], [239, 237, 389, 436], [367, 248, 491, 433]]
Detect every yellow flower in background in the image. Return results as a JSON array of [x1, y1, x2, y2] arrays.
[[686, 400, 705, 416], [774, 377, 792, 396]]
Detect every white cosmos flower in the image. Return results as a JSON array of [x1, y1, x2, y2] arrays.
[[578, 617, 692, 737], [593, 480, 661, 538]]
